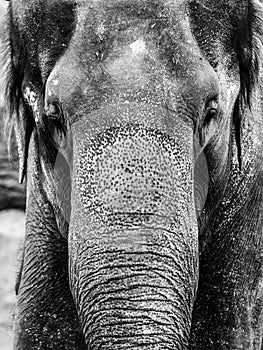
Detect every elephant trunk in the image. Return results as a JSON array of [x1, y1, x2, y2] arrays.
[[69, 222, 198, 349], [68, 126, 199, 348]]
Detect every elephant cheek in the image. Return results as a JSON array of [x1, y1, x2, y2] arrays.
[[68, 128, 198, 349]]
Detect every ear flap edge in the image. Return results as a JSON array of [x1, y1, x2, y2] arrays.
[[15, 101, 34, 184]]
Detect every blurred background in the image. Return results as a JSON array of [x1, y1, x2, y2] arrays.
[[0, 1, 26, 349]]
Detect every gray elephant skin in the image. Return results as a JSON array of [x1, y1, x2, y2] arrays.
[[3, 0, 263, 349]]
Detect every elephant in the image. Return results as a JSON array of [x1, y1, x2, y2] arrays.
[[3, 0, 263, 348]]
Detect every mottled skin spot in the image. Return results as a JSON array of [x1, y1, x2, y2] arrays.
[[3, 0, 263, 349]]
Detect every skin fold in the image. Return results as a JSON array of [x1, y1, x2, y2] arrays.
[[3, 0, 263, 349]]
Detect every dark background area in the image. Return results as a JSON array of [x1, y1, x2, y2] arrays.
[[0, 107, 26, 211]]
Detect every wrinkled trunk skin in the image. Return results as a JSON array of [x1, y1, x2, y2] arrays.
[[69, 120, 198, 349]]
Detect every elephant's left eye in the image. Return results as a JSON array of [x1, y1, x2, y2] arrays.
[[203, 98, 219, 126]]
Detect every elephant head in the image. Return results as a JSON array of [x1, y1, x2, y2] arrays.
[[5, 0, 263, 349]]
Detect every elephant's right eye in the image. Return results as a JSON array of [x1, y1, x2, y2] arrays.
[[43, 99, 67, 148], [45, 101, 61, 119], [44, 100, 65, 130]]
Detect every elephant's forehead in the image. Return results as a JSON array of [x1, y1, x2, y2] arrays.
[[72, 0, 247, 14], [64, 0, 248, 56], [75, 0, 187, 10], [14, 0, 249, 84], [73, 0, 186, 34], [72, 0, 242, 26]]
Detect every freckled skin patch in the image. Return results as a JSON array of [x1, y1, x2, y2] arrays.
[[74, 125, 193, 219]]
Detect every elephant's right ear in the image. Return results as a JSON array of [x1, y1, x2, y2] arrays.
[[11, 100, 34, 184], [5, 80, 35, 184], [4, 53, 35, 185], [4, 3, 35, 184]]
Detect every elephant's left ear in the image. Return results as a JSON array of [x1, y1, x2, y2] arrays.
[[233, 0, 263, 170]]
